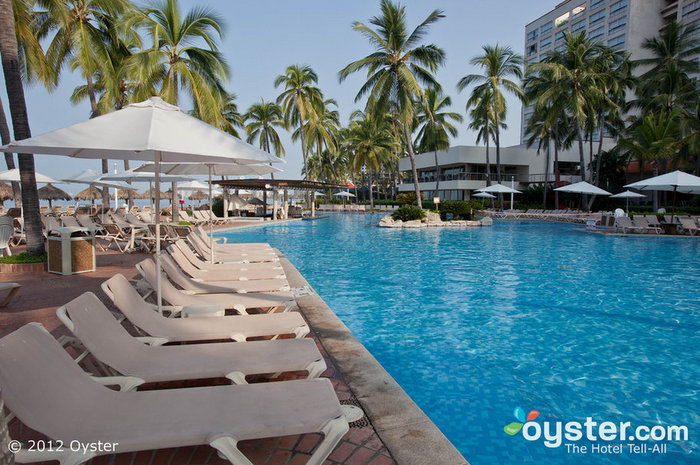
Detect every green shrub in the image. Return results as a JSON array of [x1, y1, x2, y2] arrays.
[[0, 253, 47, 264], [392, 205, 426, 222], [439, 200, 472, 220], [396, 192, 416, 204]]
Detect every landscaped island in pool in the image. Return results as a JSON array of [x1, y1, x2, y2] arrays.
[[217, 214, 699, 465]]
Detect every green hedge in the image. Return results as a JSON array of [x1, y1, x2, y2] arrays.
[[0, 253, 47, 264], [392, 205, 426, 222]]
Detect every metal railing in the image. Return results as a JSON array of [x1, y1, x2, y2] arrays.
[[528, 173, 582, 184], [412, 172, 522, 183]]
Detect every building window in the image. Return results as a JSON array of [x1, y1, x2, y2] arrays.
[[608, 34, 626, 48], [528, 44, 538, 56], [683, 1, 700, 18], [540, 35, 553, 50], [590, 0, 606, 10], [540, 21, 553, 35], [589, 9, 606, 25], [589, 25, 605, 42], [571, 20, 586, 34], [527, 30, 539, 42], [556, 30, 567, 43], [609, 0, 628, 17], [608, 16, 627, 34]]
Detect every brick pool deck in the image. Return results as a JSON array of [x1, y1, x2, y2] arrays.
[[1, 220, 467, 465]]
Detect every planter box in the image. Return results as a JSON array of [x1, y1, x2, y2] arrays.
[[0, 262, 48, 275]]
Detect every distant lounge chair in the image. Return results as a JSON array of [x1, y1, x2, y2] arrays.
[[50, 205, 64, 215], [615, 217, 642, 234], [168, 242, 286, 281], [102, 273, 308, 341], [57, 292, 326, 384], [137, 258, 296, 314], [0, 216, 14, 256], [679, 217, 699, 236], [188, 232, 279, 263], [60, 215, 82, 228], [632, 216, 661, 234], [76, 214, 104, 234], [0, 282, 20, 307], [0, 323, 347, 465]]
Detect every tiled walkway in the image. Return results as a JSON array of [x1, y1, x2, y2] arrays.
[[1, 236, 396, 465]]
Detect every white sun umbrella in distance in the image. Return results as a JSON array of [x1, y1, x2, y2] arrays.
[[63, 168, 138, 191], [476, 183, 522, 194], [136, 162, 280, 243], [0, 97, 283, 313], [610, 190, 646, 214], [333, 190, 355, 207], [0, 168, 60, 184], [473, 192, 496, 198], [625, 170, 700, 220], [553, 181, 612, 196]]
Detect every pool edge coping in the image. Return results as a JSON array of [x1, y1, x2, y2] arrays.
[[277, 250, 469, 465]]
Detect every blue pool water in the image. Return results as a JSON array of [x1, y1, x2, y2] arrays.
[[218, 214, 700, 464]]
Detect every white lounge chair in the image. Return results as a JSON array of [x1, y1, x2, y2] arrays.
[[168, 243, 286, 281], [102, 274, 308, 341], [0, 323, 347, 465], [57, 292, 326, 385], [137, 258, 296, 314], [679, 217, 699, 236]]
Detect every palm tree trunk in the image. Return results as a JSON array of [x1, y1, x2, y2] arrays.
[[433, 143, 440, 193], [0, 0, 44, 255], [495, 117, 503, 209], [85, 74, 111, 210], [0, 94, 20, 207], [485, 133, 491, 186], [403, 123, 422, 209], [554, 123, 560, 209], [298, 120, 310, 207], [543, 140, 550, 208], [587, 114, 607, 211], [577, 126, 588, 210], [368, 170, 374, 209]]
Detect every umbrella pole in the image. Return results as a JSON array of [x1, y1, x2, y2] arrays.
[[154, 152, 162, 314], [671, 186, 677, 227], [208, 165, 214, 264]]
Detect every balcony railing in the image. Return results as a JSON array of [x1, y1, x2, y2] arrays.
[[410, 172, 521, 183], [527, 173, 582, 183]]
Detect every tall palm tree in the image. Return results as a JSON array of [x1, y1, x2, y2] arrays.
[[245, 99, 285, 178], [339, 0, 445, 209], [619, 110, 683, 211], [38, 0, 134, 206], [458, 44, 524, 196], [275, 64, 322, 195], [301, 98, 340, 183], [467, 88, 496, 187], [529, 33, 609, 208], [347, 111, 396, 208], [414, 86, 462, 194], [0, 0, 43, 255], [635, 20, 700, 116], [133, 0, 229, 127], [189, 90, 243, 137]]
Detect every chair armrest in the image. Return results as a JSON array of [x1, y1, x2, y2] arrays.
[[90, 375, 145, 391], [135, 336, 169, 346]]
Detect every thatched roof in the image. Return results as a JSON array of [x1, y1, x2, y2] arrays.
[[75, 185, 103, 201], [0, 183, 14, 202], [140, 187, 168, 199], [38, 183, 72, 201], [188, 191, 208, 201]]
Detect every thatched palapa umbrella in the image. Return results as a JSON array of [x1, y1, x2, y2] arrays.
[[38, 183, 72, 208], [0, 183, 13, 204], [140, 187, 168, 199], [74, 185, 102, 204], [188, 190, 208, 205]]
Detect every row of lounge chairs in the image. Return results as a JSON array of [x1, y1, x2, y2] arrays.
[[0, 227, 349, 465], [318, 204, 399, 212], [615, 215, 700, 235]]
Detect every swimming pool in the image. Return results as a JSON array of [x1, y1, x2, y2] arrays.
[[218, 214, 700, 464]]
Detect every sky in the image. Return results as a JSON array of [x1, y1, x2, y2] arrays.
[[0, 0, 561, 194]]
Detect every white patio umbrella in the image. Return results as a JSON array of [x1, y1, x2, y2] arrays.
[[62, 168, 138, 191], [333, 190, 355, 207], [476, 183, 522, 194], [0, 97, 282, 313], [610, 190, 646, 213], [0, 168, 60, 184], [625, 170, 700, 220], [553, 181, 612, 196], [472, 192, 496, 198]]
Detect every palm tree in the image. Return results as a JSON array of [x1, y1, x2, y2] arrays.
[[0, 0, 44, 255], [190, 90, 243, 137], [635, 20, 700, 115], [529, 33, 608, 207], [414, 87, 462, 194], [133, 0, 229, 127], [679, 103, 700, 175], [347, 111, 396, 208], [458, 44, 524, 194], [467, 88, 496, 187], [245, 99, 285, 178], [618, 110, 683, 211], [301, 98, 340, 183], [275, 64, 322, 204], [339, 0, 445, 209]]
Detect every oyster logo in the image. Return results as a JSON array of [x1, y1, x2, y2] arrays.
[[504, 406, 540, 435]]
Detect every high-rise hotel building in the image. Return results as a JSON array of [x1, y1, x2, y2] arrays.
[[521, 0, 700, 143]]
